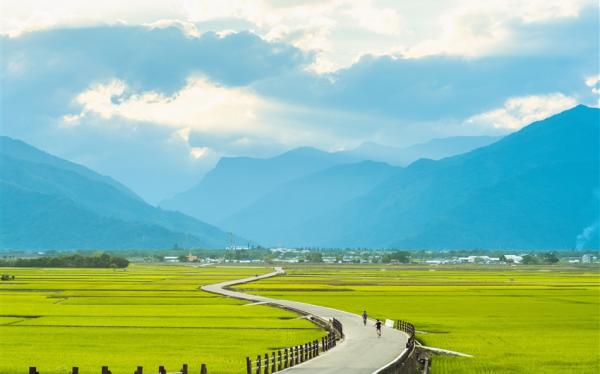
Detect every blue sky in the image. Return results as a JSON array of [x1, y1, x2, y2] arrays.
[[1, 0, 598, 202]]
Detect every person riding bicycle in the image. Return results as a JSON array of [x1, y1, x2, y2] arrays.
[[362, 310, 368, 326], [375, 319, 382, 337]]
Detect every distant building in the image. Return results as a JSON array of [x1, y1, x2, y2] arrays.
[[270, 247, 298, 253], [186, 251, 198, 262], [463, 255, 500, 264], [582, 254, 597, 264], [503, 255, 523, 264], [226, 245, 251, 250], [163, 256, 179, 263]]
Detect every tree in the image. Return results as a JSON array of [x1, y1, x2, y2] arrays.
[[541, 252, 559, 264], [382, 251, 411, 264], [521, 254, 539, 265], [306, 252, 323, 263]]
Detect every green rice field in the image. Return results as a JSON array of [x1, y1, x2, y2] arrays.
[[236, 265, 600, 374], [0, 265, 322, 374]]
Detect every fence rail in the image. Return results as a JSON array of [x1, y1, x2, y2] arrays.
[[28, 363, 208, 374], [372, 320, 417, 374], [246, 328, 340, 374]]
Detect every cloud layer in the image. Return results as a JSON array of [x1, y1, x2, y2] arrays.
[[1, 1, 598, 202]]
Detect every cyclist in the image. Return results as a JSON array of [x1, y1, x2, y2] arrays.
[[375, 319, 382, 337], [362, 310, 368, 326]]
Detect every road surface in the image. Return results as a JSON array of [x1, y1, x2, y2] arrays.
[[202, 267, 409, 374]]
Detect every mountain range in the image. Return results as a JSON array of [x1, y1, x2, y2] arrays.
[[292, 105, 599, 249], [0, 137, 235, 250], [2, 105, 598, 250], [344, 136, 502, 166], [166, 105, 598, 249]]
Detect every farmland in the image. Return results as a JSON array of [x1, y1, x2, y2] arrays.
[[236, 265, 600, 374], [0, 265, 322, 374]]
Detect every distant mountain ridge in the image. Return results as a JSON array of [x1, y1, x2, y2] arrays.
[[0, 137, 236, 250], [160, 146, 359, 223], [161, 136, 501, 225], [344, 136, 502, 166], [292, 105, 599, 249], [221, 160, 399, 245]]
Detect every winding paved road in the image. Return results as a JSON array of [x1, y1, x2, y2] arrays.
[[202, 267, 409, 374]]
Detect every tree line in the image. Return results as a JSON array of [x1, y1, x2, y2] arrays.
[[0, 253, 129, 268]]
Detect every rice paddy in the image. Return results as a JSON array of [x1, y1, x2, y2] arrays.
[[236, 264, 600, 374], [2, 263, 599, 373], [0, 265, 322, 374]]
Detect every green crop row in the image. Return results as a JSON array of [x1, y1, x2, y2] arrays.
[[237, 264, 600, 374], [0, 264, 322, 374]]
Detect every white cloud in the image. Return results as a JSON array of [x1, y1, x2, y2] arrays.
[[1, 0, 594, 73], [189, 146, 212, 159], [401, 0, 594, 58], [585, 74, 600, 106], [466, 93, 577, 130], [68, 76, 357, 150], [73, 77, 267, 133], [343, 0, 401, 36], [144, 19, 200, 37]]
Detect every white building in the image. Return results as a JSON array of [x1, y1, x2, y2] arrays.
[[582, 254, 597, 264], [503, 255, 523, 264]]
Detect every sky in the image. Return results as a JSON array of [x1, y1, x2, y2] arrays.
[[1, 0, 598, 203]]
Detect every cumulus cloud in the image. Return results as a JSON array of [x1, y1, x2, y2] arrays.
[[68, 76, 355, 151], [585, 74, 600, 106], [2, 0, 595, 73], [402, 0, 595, 58], [72, 77, 270, 133], [144, 19, 201, 37], [466, 93, 577, 130]]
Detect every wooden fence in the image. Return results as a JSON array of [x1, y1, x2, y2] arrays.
[[28, 364, 207, 374], [245, 330, 338, 374], [372, 320, 418, 374]]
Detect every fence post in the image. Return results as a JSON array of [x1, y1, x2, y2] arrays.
[[180, 364, 188, 374], [135, 366, 143, 374], [277, 350, 282, 371], [270, 352, 275, 373], [102, 366, 110, 374], [71, 367, 79, 374], [263, 353, 269, 374], [246, 357, 252, 374], [256, 355, 261, 374], [158, 366, 166, 374], [306, 342, 311, 359], [283, 348, 288, 368], [294, 346, 299, 365], [29, 368, 37, 374], [200, 363, 208, 374]]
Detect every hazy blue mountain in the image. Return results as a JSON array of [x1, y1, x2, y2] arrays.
[[0, 137, 234, 250], [222, 161, 399, 245], [161, 147, 358, 223], [294, 105, 600, 250], [0, 137, 140, 200], [345, 136, 502, 166]]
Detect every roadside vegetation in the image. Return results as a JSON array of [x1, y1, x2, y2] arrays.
[[237, 264, 600, 374], [0, 252, 129, 268], [0, 265, 322, 374]]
